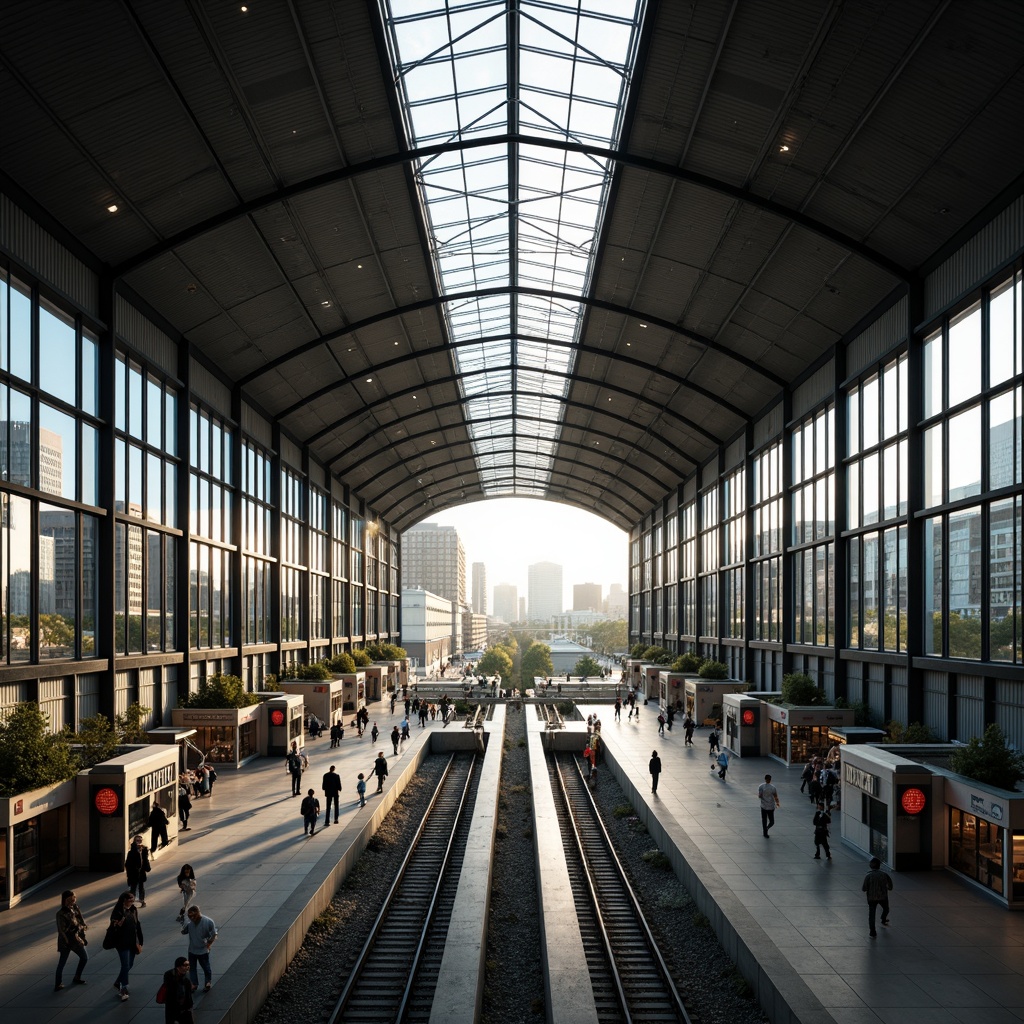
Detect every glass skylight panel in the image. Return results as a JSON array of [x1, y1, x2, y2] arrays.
[[380, 0, 645, 498]]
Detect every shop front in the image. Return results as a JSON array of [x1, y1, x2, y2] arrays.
[[75, 745, 180, 873], [684, 678, 747, 725], [363, 665, 386, 703], [258, 692, 305, 756], [766, 704, 854, 765], [335, 672, 367, 714], [722, 693, 767, 758], [1, 778, 75, 909], [657, 671, 689, 713], [171, 704, 262, 767], [279, 679, 346, 730]]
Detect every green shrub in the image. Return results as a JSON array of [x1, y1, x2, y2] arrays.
[[949, 723, 1024, 790], [885, 719, 934, 743], [327, 652, 356, 674], [781, 672, 824, 705], [698, 660, 728, 680], [629, 643, 648, 657], [834, 696, 872, 726], [641, 849, 673, 870], [0, 703, 80, 797], [179, 673, 259, 709], [671, 652, 703, 673], [262, 674, 281, 690], [364, 642, 407, 661], [281, 662, 331, 681], [351, 649, 372, 667]]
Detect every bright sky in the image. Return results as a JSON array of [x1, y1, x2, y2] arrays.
[[410, 498, 628, 612]]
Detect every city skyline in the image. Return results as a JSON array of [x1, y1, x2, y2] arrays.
[[409, 499, 628, 616]]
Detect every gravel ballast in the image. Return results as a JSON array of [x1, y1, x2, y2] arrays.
[[253, 708, 770, 1024]]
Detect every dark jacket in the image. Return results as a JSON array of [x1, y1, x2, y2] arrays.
[[56, 905, 87, 952], [322, 770, 342, 796], [300, 794, 320, 819], [649, 756, 663, 776], [108, 903, 143, 952], [125, 843, 151, 884], [149, 804, 169, 829], [373, 755, 389, 779], [163, 967, 194, 1024]]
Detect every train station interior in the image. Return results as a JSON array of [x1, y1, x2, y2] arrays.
[[1, 1, 1024, 1022]]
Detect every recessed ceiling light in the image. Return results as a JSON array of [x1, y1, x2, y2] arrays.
[[779, 144, 789, 152], [394, 341, 399, 346], [626, 341, 631, 347], [357, 263, 363, 269], [321, 300, 331, 307], [365, 378, 373, 383], [639, 323, 647, 328], [607, 397, 612, 402], [240, 5, 248, 11], [107, 204, 118, 213], [430, 440, 436, 445]]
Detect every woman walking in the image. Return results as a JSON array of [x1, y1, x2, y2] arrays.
[[108, 891, 144, 1001], [176, 864, 197, 921], [54, 889, 88, 990], [124, 834, 151, 906], [813, 803, 832, 860]]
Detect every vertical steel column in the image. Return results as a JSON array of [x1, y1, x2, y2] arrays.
[[905, 279, 926, 726]]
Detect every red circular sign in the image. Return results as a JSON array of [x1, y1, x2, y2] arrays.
[[270, 709, 285, 726], [901, 787, 927, 815], [94, 787, 120, 815], [741, 709, 755, 725]]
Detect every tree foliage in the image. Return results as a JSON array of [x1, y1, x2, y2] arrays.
[[588, 619, 627, 655], [0, 703, 80, 797], [697, 660, 729, 680], [780, 672, 825, 705], [327, 652, 357, 674], [116, 702, 152, 743], [949, 723, 1024, 790], [179, 673, 259, 709], [280, 662, 331, 681], [671, 652, 703, 673], [885, 719, 934, 744], [520, 641, 553, 684], [477, 646, 513, 679], [573, 655, 603, 677], [364, 641, 408, 661], [640, 646, 675, 665], [350, 649, 372, 667], [70, 713, 119, 767]]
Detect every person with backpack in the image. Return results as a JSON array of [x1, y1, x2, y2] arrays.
[[286, 742, 303, 796], [715, 748, 730, 780], [708, 727, 721, 757], [821, 764, 838, 809], [812, 803, 832, 860], [300, 789, 320, 836], [800, 758, 816, 797], [161, 956, 194, 1024], [657, 711, 666, 735]]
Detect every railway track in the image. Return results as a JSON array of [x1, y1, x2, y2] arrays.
[[326, 752, 479, 1024], [550, 751, 691, 1024]]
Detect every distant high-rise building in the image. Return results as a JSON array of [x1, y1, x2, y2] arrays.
[[606, 582, 627, 618], [493, 582, 518, 623], [528, 561, 563, 621], [401, 522, 466, 606], [573, 582, 602, 612], [471, 561, 488, 615], [518, 596, 526, 622]]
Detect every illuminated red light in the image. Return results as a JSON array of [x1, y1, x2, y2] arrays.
[[741, 709, 755, 726], [94, 787, 120, 815], [270, 709, 285, 726], [901, 787, 926, 815]]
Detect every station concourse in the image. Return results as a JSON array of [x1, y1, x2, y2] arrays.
[[3, 700, 1023, 1024]]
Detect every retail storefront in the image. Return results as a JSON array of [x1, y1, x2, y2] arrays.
[[279, 679, 346, 730], [840, 744, 1024, 906], [766, 704, 854, 765], [1, 778, 74, 909], [684, 679, 747, 725], [171, 705, 262, 767]]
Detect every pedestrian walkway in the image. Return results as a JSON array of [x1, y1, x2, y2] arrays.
[[577, 702, 1024, 1024], [0, 702, 440, 1024]]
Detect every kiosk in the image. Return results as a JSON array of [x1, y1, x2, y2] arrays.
[[657, 671, 689, 711], [765, 703, 854, 765], [259, 692, 305, 757], [171, 703, 263, 767], [279, 678, 346, 730], [684, 678, 747, 725], [335, 672, 367, 714], [76, 745, 180, 872], [722, 693, 767, 758], [363, 664, 386, 703]]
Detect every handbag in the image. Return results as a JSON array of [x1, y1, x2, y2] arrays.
[[102, 922, 119, 950], [155, 983, 167, 1004]]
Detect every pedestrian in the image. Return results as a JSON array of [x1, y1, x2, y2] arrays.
[[373, 751, 389, 792], [812, 803, 832, 860], [808, 759, 824, 806], [371, 722, 379, 743], [356, 772, 367, 807], [390, 692, 396, 714], [286, 741, 303, 796], [162, 956, 194, 1024], [657, 710, 666, 735], [400, 716, 410, 741], [614, 697, 621, 721], [107, 890, 143, 1001], [300, 789, 320, 836], [124, 833, 151, 907], [196, 765, 211, 797], [54, 889, 88, 991], [205, 763, 217, 796], [176, 864, 197, 921], [800, 758, 815, 795], [821, 763, 839, 810], [708, 727, 720, 756], [758, 774, 781, 837], [861, 857, 893, 937], [181, 905, 217, 992], [582, 744, 593, 777], [322, 764, 342, 826], [149, 801, 170, 851], [649, 750, 662, 794], [178, 778, 193, 831], [684, 715, 695, 746], [391, 725, 400, 755], [716, 748, 730, 780], [329, 721, 340, 748], [667, 705, 675, 731]]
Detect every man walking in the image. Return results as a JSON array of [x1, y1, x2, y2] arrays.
[[861, 857, 893, 936], [758, 774, 780, 837], [180, 905, 217, 992], [300, 788, 320, 836], [322, 765, 342, 826], [373, 751, 389, 793], [286, 742, 303, 796], [649, 750, 662, 794], [391, 725, 400, 755]]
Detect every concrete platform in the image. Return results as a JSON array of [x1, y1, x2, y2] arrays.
[[574, 701, 1024, 1024], [0, 704, 496, 1024]]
